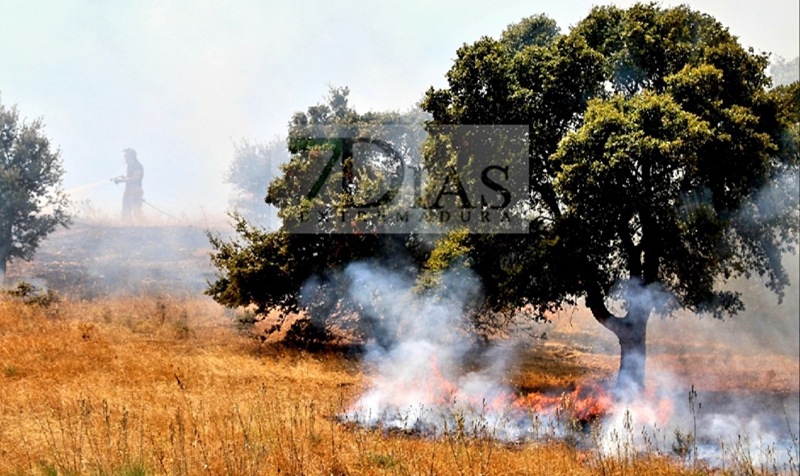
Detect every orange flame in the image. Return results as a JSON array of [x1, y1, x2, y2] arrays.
[[351, 354, 674, 429], [512, 385, 614, 423], [425, 354, 459, 405]]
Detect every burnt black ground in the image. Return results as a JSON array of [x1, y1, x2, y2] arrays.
[[6, 221, 228, 298], [692, 389, 800, 445]]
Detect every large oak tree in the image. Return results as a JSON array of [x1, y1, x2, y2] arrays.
[[421, 4, 799, 393]]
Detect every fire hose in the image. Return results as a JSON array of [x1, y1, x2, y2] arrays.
[[141, 199, 184, 222]]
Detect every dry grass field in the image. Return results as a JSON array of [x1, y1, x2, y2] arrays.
[[0, 291, 797, 476]]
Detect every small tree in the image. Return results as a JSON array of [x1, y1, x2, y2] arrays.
[[0, 98, 70, 282], [226, 138, 288, 228], [208, 87, 428, 343]]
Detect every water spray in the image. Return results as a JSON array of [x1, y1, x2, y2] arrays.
[[63, 179, 112, 195]]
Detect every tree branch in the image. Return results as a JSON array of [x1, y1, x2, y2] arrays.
[[618, 217, 642, 280], [585, 285, 619, 333]]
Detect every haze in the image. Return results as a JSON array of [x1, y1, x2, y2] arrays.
[[1, 0, 797, 218]]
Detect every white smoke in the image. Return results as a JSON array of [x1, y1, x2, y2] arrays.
[[341, 262, 530, 439], [322, 171, 800, 469], [328, 257, 799, 471], [597, 250, 799, 469]]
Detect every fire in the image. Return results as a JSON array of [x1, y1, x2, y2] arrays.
[[348, 354, 672, 432], [352, 353, 616, 421], [512, 385, 614, 423], [341, 345, 672, 440], [622, 387, 675, 427], [423, 354, 617, 423], [425, 354, 459, 405]]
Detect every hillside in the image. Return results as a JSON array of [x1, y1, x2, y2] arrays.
[[5, 221, 221, 298]]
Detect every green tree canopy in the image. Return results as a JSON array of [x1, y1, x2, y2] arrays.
[[0, 97, 70, 281], [421, 4, 799, 393], [207, 87, 429, 345]]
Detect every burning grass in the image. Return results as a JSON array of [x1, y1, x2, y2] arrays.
[[0, 294, 798, 475]]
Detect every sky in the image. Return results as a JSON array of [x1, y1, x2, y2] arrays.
[[1, 0, 798, 220]]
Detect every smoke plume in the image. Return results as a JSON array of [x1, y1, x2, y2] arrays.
[[329, 253, 798, 468]]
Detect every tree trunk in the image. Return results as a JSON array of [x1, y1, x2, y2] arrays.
[[0, 257, 6, 285], [614, 312, 648, 397], [587, 292, 650, 397]]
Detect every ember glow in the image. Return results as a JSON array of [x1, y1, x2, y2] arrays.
[[510, 385, 616, 424], [347, 348, 620, 435]]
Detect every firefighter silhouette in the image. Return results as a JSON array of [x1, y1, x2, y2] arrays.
[[113, 148, 144, 221]]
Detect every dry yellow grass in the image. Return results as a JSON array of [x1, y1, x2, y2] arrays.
[[0, 294, 795, 475]]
